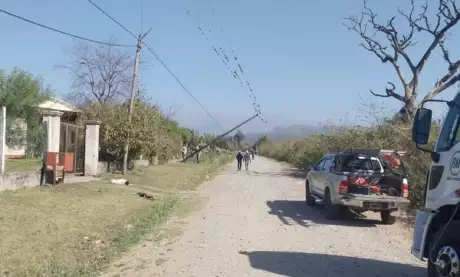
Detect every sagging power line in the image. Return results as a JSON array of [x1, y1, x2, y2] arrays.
[[185, 7, 266, 124], [141, 42, 224, 130], [87, 0, 224, 131], [0, 8, 135, 47]]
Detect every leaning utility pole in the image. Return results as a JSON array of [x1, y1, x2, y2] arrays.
[[182, 113, 260, 162], [122, 29, 151, 175]]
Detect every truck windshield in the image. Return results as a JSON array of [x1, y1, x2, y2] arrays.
[[436, 95, 460, 152]]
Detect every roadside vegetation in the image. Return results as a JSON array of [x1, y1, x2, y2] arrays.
[[0, 41, 234, 277], [0, 153, 231, 277], [259, 120, 440, 210]]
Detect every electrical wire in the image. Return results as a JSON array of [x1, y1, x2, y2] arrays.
[[0, 8, 135, 47], [185, 7, 266, 123], [142, 42, 224, 130], [86, 0, 225, 130], [203, 3, 265, 123]]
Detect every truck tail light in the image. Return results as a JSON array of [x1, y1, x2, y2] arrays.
[[402, 178, 409, 198], [338, 180, 348, 195], [370, 185, 381, 193]]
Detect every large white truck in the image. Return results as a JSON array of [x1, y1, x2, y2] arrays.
[[411, 94, 460, 277]]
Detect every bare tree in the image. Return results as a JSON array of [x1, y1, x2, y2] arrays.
[[162, 104, 184, 120], [344, 0, 460, 121], [59, 42, 134, 105]]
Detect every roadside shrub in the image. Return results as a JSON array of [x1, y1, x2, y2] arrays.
[[78, 100, 188, 167]]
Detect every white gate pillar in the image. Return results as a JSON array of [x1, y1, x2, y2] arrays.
[[84, 120, 101, 176]]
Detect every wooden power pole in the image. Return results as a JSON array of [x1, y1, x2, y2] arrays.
[[122, 29, 151, 175]]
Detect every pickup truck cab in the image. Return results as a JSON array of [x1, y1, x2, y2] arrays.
[[305, 148, 411, 224]]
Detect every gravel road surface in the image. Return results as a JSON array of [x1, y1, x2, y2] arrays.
[[102, 157, 426, 277]]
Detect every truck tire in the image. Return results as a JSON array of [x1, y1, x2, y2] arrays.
[[305, 181, 316, 206], [380, 211, 396, 225], [428, 221, 460, 277], [324, 189, 342, 220]]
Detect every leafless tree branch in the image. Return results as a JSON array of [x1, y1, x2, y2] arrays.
[[369, 82, 405, 102], [58, 42, 135, 105], [345, 0, 460, 120]]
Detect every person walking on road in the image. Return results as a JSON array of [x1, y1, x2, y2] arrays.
[[195, 145, 201, 163], [250, 148, 255, 160], [236, 151, 243, 171], [243, 150, 251, 171], [181, 144, 187, 160]]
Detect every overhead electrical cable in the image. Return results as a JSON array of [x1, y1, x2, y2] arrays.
[[185, 7, 266, 123], [0, 8, 135, 47], [86, 0, 225, 130]]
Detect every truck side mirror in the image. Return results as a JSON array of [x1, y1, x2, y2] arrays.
[[412, 108, 432, 145]]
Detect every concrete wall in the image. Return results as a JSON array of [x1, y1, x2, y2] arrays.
[[98, 159, 151, 174], [5, 119, 27, 158], [97, 158, 181, 175], [133, 159, 149, 168], [0, 156, 183, 193], [0, 171, 40, 192], [6, 146, 26, 158], [98, 162, 109, 175]]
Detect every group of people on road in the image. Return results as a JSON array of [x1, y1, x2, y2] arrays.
[[236, 148, 256, 171]]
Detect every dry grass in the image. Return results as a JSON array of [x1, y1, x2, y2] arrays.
[[0, 153, 231, 277], [5, 158, 41, 172]]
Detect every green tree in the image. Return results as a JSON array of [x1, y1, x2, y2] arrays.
[[234, 130, 245, 149], [167, 119, 192, 144], [79, 98, 190, 166], [80, 100, 168, 161], [0, 68, 52, 155]]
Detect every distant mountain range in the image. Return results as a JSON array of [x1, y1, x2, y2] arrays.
[[244, 124, 334, 143]]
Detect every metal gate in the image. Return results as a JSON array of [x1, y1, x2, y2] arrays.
[[60, 123, 85, 174]]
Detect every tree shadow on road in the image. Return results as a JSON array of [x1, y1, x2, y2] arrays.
[[266, 200, 382, 227], [239, 251, 425, 277]]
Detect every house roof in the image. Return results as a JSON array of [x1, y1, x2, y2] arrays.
[[38, 97, 80, 113]]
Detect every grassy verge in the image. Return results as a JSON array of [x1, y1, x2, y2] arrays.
[[0, 153, 231, 277], [5, 158, 41, 172]]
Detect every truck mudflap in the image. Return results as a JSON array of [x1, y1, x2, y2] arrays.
[[339, 194, 410, 211]]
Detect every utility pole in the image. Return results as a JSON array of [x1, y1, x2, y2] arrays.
[[122, 29, 151, 175]]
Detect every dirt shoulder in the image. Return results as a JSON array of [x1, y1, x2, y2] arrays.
[[101, 157, 425, 277], [0, 154, 231, 277]]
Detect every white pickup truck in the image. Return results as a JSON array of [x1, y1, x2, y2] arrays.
[[305, 148, 411, 224]]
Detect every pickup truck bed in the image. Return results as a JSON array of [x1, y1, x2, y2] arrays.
[[339, 194, 410, 212]]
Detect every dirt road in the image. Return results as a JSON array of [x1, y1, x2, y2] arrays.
[[102, 157, 425, 277]]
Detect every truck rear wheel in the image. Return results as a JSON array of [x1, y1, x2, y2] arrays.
[[305, 181, 316, 206], [380, 211, 396, 225], [428, 221, 460, 277], [324, 190, 342, 220]]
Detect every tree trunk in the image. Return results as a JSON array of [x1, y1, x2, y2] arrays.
[[397, 95, 416, 123]]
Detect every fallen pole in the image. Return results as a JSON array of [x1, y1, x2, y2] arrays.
[[182, 113, 260, 162]]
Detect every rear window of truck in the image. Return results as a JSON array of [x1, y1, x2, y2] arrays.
[[342, 154, 382, 172]]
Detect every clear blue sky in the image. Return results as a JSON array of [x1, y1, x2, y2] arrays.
[[1, 0, 458, 133]]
